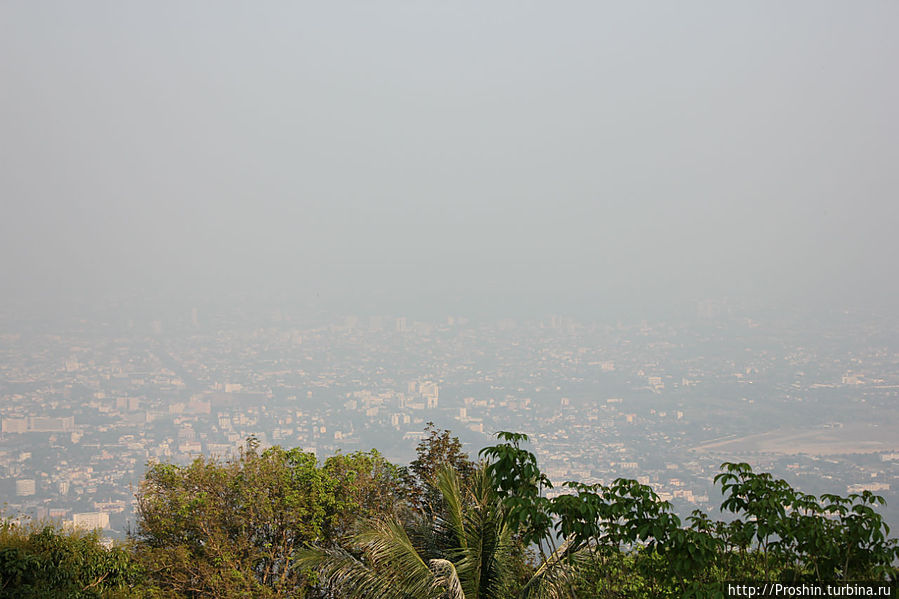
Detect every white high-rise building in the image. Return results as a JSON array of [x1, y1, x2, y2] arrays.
[[72, 512, 110, 530], [16, 479, 36, 497], [419, 381, 438, 398], [420, 381, 439, 408]]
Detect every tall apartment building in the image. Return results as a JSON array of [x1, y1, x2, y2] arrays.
[[15, 479, 36, 497], [71, 512, 110, 530]]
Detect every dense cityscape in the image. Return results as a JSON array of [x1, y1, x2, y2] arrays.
[[2, 301, 897, 538]]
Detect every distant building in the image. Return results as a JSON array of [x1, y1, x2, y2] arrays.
[[420, 381, 439, 408], [71, 512, 110, 530], [697, 299, 724, 319], [16, 479, 36, 497], [29, 416, 75, 433], [842, 373, 865, 385], [390, 413, 410, 427], [1, 418, 27, 433], [847, 482, 890, 494]]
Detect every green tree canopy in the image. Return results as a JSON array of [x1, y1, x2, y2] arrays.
[[0, 520, 143, 599], [403, 423, 477, 517], [135, 442, 401, 598]]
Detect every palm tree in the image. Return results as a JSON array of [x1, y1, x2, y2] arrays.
[[297, 464, 575, 599]]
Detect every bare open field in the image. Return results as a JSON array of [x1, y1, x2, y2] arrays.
[[691, 422, 899, 456]]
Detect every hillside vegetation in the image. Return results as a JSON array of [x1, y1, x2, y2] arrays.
[[2, 426, 897, 598]]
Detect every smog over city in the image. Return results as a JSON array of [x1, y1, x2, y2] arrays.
[[1, 1, 898, 589]]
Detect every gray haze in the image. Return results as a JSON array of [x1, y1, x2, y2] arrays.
[[2, 2, 897, 319]]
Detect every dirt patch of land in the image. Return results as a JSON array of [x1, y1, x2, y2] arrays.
[[691, 423, 899, 456]]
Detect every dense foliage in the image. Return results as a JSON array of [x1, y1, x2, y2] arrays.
[[402, 422, 477, 517], [135, 439, 402, 597], [481, 432, 899, 598], [0, 520, 143, 598], [1, 428, 896, 598], [297, 465, 524, 599]]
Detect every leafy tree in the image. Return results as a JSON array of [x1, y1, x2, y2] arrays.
[[403, 423, 477, 517], [0, 518, 145, 599], [323, 449, 407, 539], [715, 462, 899, 582], [481, 433, 899, 598], [135, 443, 343, 598], [135, 441, 404, 598]]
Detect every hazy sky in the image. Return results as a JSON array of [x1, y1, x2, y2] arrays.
[[2, 2, 897, 319]]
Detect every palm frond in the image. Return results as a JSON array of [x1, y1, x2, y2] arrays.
[[301, 462, 576, 599], [455, 466, 516, 599], [298, 517, 446, 599], [295, 546, 410, 599], [354, 518, 442, 597], [434, 466, 467, 549], [429, 558, 466, 599], [517, 538, 582, 599]]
